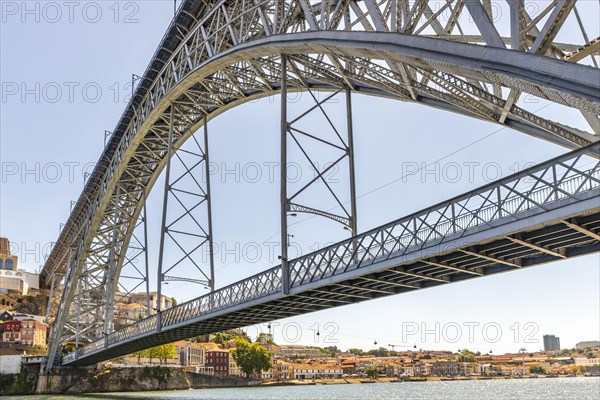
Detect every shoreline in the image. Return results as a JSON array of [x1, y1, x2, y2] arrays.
[[260, 374, 593, 387]]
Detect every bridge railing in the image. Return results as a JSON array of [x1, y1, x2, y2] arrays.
[[107, 314, 158, 346], [289, 144, 600, 287], [160, 265, 282, 328]]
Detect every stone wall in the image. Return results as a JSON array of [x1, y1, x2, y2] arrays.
[[33, 365, 260, 394]]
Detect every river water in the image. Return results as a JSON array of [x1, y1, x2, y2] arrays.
[[11, 377, 600, 400]]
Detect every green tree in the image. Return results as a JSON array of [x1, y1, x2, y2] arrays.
[[457, 349, 476, 362], [256, 333, 274, 344], [211, 328, 250, 344], [145, 346, 160, 364], [367, 347, 389, 357], [365, 366, 379, 380], [348, 348, 365, 356], [153, 344, 176, 365], [131, 349, 146, 364], [232, 338, 272, 378], [171, 297, 177, 306], [529, 366, 545, 374]]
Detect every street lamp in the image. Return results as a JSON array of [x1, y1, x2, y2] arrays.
[[519, 348, 527, 376]]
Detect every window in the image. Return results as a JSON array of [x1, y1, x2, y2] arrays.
[[5, 260, 13, 270]]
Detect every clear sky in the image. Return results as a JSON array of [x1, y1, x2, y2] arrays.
[[1, 1, 598, 354]]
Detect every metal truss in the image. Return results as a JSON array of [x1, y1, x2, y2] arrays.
[[63, 142, 599, 366], [44, 0, 600, 370], [280, 56, 358, 292], [156, 105, 215, 325]]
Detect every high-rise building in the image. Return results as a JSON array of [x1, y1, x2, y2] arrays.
[[543, 334, 560, 351]]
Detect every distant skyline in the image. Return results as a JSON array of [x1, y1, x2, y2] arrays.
[[1, 1, 598, 354]]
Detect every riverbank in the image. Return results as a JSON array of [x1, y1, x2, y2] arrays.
[[261, 374, 593, 386], [1, 365, 261, 395]]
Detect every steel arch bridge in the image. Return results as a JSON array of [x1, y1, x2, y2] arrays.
[[41, 0, 600, 370]]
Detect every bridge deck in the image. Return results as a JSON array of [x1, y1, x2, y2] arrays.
[[63, 144, 600, 366]]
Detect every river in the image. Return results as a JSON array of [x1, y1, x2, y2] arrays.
[[10, 377, 600, 399]]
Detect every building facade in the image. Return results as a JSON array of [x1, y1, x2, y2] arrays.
[[114, 291, 174, 313], [276, 345, 326, 359], [2, 320, 21, 343], [19, 319, 47, 347], [113, 302, 148, 330], [175, 341, 205, 366], [206, 350, 229, 376]]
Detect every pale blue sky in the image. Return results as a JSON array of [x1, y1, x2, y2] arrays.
[[1, 1, 598, 353]]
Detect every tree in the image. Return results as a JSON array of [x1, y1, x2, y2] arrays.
[[132, 349, 146, 364], [529, 366, 545, 374], [171, 297, 177, 306], [457, 349, 476, 362], [367, 347, 389, 357], [232, 338, 272, 378], [154, 344, 176, 365], [212, 329, 250, 344], [145, 346, 160, 364], [256, 333, 274, 344], [365, 366, 379, 380], [348, 348, 365, 356]]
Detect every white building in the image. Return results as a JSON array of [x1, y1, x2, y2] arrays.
[[228, 351, 243, 377], [573, 358, 600, 365], [0, 348, 22, 374], [0, 237, 39, 296], [0, 269, 39, 295], [114, 291, 174, 313], [290, 363, 343, 379], [175, 341, 205, 366]]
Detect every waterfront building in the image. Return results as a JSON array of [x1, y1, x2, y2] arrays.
[[288, 363, 343, 379], [543, 334, 561, 351], [228, 349, 243, 377], [273, 360, 291, 380], [431, 361, 475, 377], [206, 349, 229, 376], [174, 340, 206, 366], [195, 365, 214, 375]]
